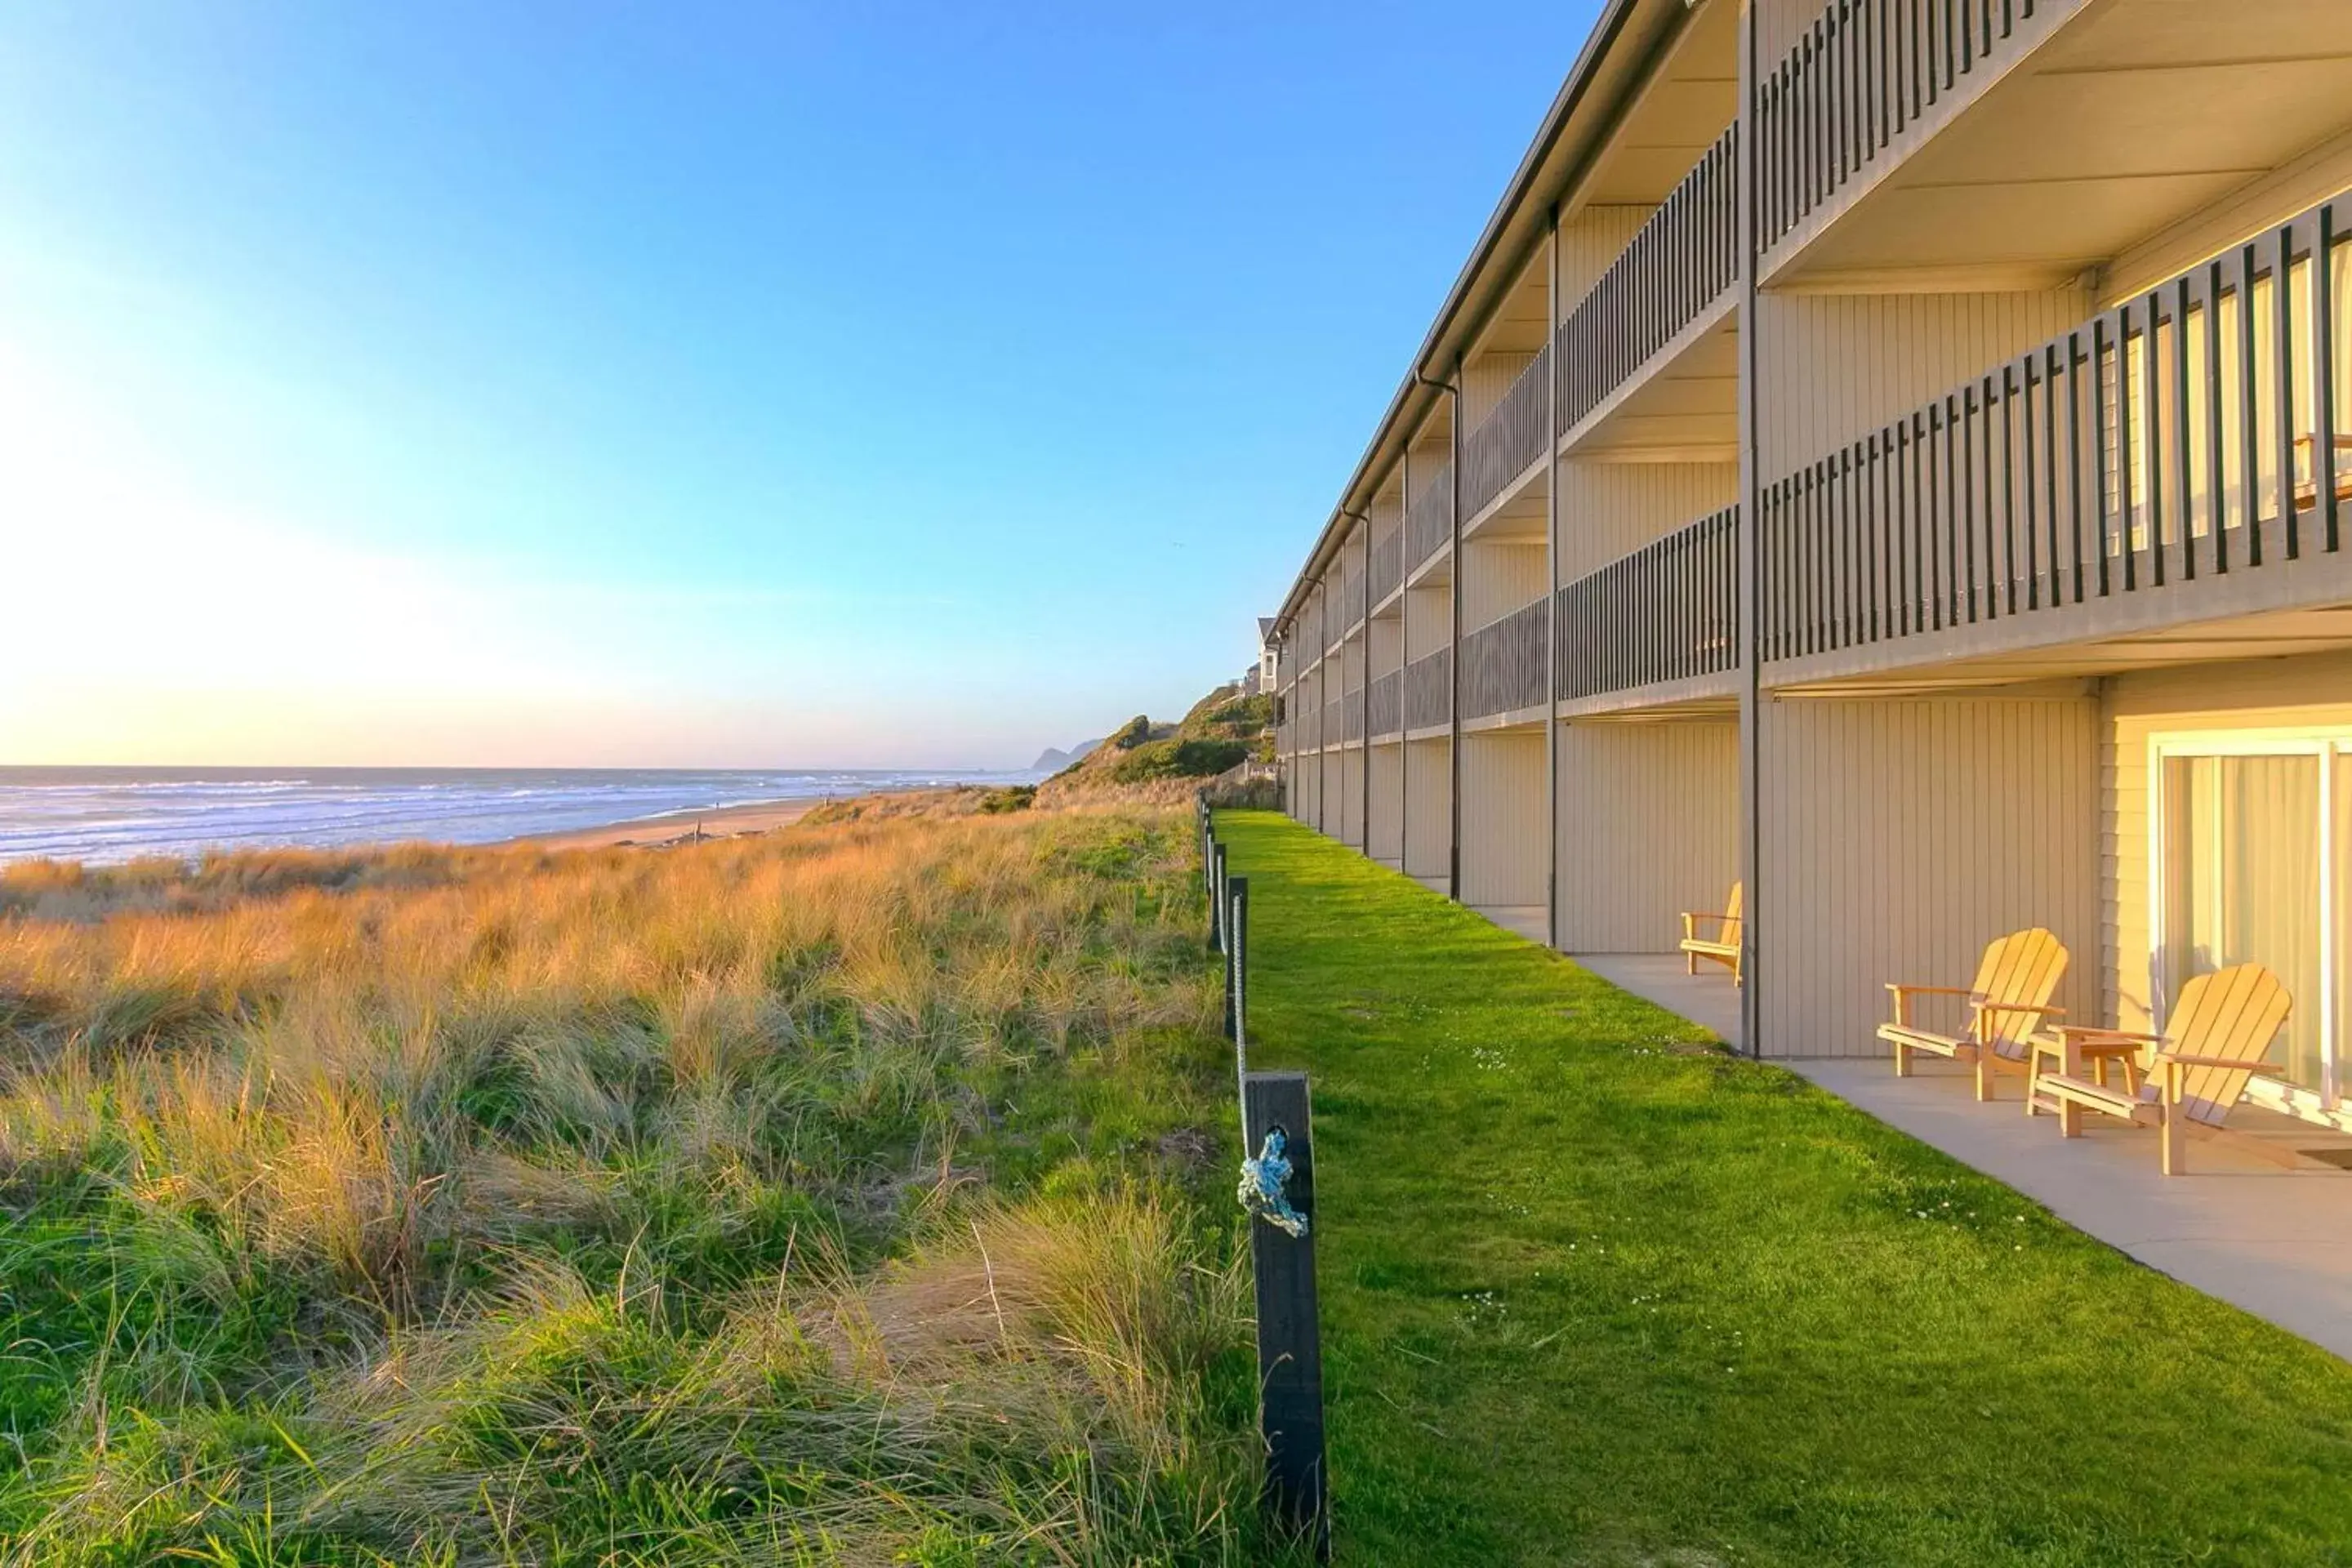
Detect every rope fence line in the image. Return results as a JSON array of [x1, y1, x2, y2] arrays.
[[1196, 794, 1329, 1561]]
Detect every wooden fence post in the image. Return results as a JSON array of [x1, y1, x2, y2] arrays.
[[1242, 1071, 1328, 1560], [1223, 875, 1247, 1045], [1208, 842, 1228, 953]]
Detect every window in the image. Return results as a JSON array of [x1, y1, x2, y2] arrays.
[[2152, 732, 2347, 1123]]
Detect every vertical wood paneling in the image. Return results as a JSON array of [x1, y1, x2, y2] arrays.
[[1556, 719, 1740, 951], [2103, 651, 2352, 1033], [1321, 751, 1343, 835], [1560, 207, 1657, 318], [1405, 737, 1452, 878], [1463, 540, 1552, 630], [1405, 581, 1453, 662], [1339, 749, 1365, 847], [1756, 288, 2092, 475], [1465, 350, 1539, 429], [1460, 730, 1548, 906], [1756, 694, 2100, 1058], [1557, 461, 1741, 582], [1370, 742, 1405, 861], [1754, 0, 1823, 74]]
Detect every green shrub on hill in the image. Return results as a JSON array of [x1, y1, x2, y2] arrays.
[[1102, 737, 1250, 783]]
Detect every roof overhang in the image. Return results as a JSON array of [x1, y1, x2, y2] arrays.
[[1270, 0, 1706, 635]]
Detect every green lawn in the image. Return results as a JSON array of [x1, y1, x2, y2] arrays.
[[1214, 809, 2352, 1567]]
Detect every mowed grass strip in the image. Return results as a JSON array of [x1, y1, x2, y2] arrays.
[[1215, 809, 2352, 1568]]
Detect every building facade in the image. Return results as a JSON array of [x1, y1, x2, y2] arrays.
[[1267, 0, 2352, 1136]]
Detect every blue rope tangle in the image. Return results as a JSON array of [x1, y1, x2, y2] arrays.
[[1237, 1128, 1310, 1237]]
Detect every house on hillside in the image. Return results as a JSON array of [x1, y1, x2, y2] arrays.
[[1266, 0, 2352, 1142]]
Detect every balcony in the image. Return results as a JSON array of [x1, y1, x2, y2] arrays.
[[1759, 0, 2065, 262], [1405, 460, 1454, 572], [1367, 668, 1401, 737], [1762, 188, 2352, 687], [1326, 560, 1360, 648], [1404, 647, 1452, 732], [1323, 698, 1346, 748], [1557, 505, 1740, 706], [1463, 345, 1552, 521], [1555, 124, 1739, 452], [1367, 528, 1403, 609], [1461, 599, 1552, 722], [1758, 0, 2352, 292]]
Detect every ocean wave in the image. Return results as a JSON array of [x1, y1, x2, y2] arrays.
[[0, 768, 1036, 866]]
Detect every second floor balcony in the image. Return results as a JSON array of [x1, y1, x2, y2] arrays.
[[1461, 599, 1551, 722], [1762, 187, 2352, 687], [1557, 504, 1740, 710]]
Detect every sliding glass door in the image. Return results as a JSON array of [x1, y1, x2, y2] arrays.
[[2154, 735, 2342, 1119]]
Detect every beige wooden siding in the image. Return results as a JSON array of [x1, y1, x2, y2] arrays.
[[1463, 540, 1550, 630], [1465, 350, 1538, 428], [1561, 207, 1654, 315], [1405, 737, 1452, 878], [1339, 748, 1365, 848], [1753, 288, 2091, 475], [1755, 0, 1828, 72], [1405, 581, 1451, 662], [1296, 749, 1321, 826], [1460, 729, 1548, 907], [1757, 693, 2100, 1058], [2103, 651, 2352, 1034], [1556, 718, 1739, 951], [1370, 741, 1405, 862], [1557, 459, 1740, 582]]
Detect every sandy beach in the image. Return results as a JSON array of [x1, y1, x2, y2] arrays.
[[510, 795, 831, 851]]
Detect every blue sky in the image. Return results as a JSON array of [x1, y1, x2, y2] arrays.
[[1, 2, 1598, 768]]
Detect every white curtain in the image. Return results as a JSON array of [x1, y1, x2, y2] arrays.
[[2162, 753, 2322, 1090]]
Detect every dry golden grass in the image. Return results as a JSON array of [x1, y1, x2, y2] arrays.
[[0, 808, 1264, 1566]]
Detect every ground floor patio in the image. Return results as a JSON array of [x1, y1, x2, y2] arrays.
[[1555, 941, 2352, 1360]]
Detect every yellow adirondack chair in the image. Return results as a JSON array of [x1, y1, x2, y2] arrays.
[[1678, 881, 1743, 984], [1878, 929, 2069, 1102], [2026, 962, 2294, 1176]]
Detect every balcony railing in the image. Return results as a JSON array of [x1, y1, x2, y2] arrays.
[[1759, 0, 2049, 252], [1298, 700, 1319, 750], [1404, 647, 1453, 731], [1341, 693, 1365, 743], [1557, 124, 1738, 439], [1762, 189, 2351, 665], [1366, 528, 1403, 608], [1329, 564, 1357, 644], [1405, 460, 1454, 568], [1460, 599, 1552, 719], [1557, 505, 1740, 700], [1323, 699, 1345, 747], [1463, 344, 1553, 519], [1367, 669, 1401, 737]]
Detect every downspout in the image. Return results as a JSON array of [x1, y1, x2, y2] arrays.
[[1545, 203, 1563, 954], [1735, 0, 1764, 1060]]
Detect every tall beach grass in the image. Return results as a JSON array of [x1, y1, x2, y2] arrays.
[[0, 808, 1263, 1565]]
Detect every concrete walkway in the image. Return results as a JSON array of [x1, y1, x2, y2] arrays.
[[1575, 952, 1745, 1049], [1793, 1058, 2352, 1360], [1566, 950, 2352, 1360]]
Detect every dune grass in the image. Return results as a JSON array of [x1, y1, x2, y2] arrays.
[[1214, 808, 2352, 1567], [0, 809, 1275, 1566]]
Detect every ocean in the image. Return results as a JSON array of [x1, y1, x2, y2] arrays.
[[0, 766, 1035, 866]]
